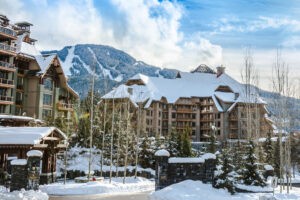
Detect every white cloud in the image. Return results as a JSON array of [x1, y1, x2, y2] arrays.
[[213, 16, 300, 33], [0, 0, 222, 71]]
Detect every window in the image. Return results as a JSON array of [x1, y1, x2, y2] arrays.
[[172, 113, 176, 118], [44, 78, 53, 90], [42, 109, 52, 119], [43, 94, 52, 106], [0, 105, 6, 113], [16, 92, 22, 105], [17, 77, 24, 90]]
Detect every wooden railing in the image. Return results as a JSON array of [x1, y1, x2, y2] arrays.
[[0, 95, 13, 102], [0, 26, 17, 37], [0, 60, 16, 70], [57, 102, 74, 111], [0, 78, 14, 85], [0, 43, 16, 52]]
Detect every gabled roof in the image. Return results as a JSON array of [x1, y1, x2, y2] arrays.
[[35, 54, 79, 98], [191, 64, 216, 74], [0, 127, 66, 145], [35, 54, 56, 74]]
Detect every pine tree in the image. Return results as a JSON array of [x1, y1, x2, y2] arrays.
[[167, 128, 179, 157], [242, 141, 266, 186], [180, 127, 192, 157], [139, 137, 152, 168], [213, 148, 236, 194], [273, 137, 281, 177], [264, 131, 274, 165]]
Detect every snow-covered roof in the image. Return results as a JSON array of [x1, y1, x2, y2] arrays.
[[0, 114, 35, 121], [34, 54, 79, 98], [16, 33, 41, 57], [168, 157, 204, 164], [102, 71, 266, 111], [11, 159, 27, 166], [155, 149, 170, 157], [0, 127, 67, 145], [27, 150, 43, 157]]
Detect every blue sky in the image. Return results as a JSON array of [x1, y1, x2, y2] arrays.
[[0, 0, 299, 90]]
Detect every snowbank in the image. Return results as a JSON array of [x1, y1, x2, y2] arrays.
[[0, 187, 48, 200], [149, 180, 235, 200], [40, 177, 154, 196], [149, 180, 300, 200]]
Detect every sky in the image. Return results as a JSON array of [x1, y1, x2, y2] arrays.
[[0, 0, 299, 91]]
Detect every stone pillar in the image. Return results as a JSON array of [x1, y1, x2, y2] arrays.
[[27, 150, 43, 190], [154, 149, 170, 190], [10, 159, 28, 192]]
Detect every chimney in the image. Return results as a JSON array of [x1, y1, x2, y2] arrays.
[[216, 65, 225, 77]]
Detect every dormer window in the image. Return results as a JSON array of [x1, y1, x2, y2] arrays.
[[44, 78, 53, 90]]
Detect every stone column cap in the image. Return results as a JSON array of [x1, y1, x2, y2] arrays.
[[155, 149, 170, 157]]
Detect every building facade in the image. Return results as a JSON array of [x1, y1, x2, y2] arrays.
[[0, 15, 78, 122], [101, 65, 273, 142]]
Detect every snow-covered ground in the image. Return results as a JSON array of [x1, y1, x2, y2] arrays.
[[0, 186, 48, 200], [40, 177, 154, 196], [149, 180, 300, 200]]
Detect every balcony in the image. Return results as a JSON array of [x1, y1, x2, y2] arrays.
[[0, 26, 17, 40], [0, 43, 17, 56], [201, 109, 213, 113], [0, 78, 14, 88], [200, 117, 213, 121], [0, 60, 16, 72], [57, 102, 74, 112], [0, 95, 13, 105]]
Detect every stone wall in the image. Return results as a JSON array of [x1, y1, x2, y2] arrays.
[[10, 161, 28, 192], [155, 151, 216, 190]]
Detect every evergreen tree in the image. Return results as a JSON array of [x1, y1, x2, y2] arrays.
[[273, 137, 281, 177], [180, 127, 192, 157], [139, 137, 153, 168], [167, 128, 179, 157], [213, 148, 236, 194], [241, 141, 266, 186], [264, 131, 274, 165]]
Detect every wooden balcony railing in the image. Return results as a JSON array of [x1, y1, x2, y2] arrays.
[[0, 60, 16, 71], [0, 26, 17, 38], [0, 95, 13, 104], [0, 43, 17, 54], [0, 78, 14, 87], [57, 102, 74, 111]]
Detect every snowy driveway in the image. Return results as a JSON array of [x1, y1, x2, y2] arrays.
[[49, 191, 150, 200]]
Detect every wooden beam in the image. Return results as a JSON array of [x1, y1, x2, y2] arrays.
[[43, 137, 60, 141]]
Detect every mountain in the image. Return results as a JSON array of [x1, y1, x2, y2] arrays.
[[43, 44, 300, 131], [42, 44, 178, 98]]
